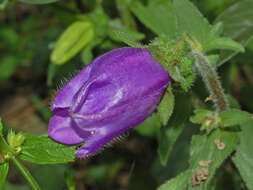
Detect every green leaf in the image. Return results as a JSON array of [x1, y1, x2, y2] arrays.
[[188, 129, 239, 189], [215, 0, 253, 65], [173, 0, 212, 47], [220, 109, 253, 127], [87, 7, 109, 38], [158, 91, 192, 166], [34, 165, 68, 190], [18, 0, 58, 4], [157, 87, 175, 126], [158, 124, 186, 166], [158, 170, 191, 190], [0, 163, 9, 189], [108, 19, 144, 47], [109, 28, 144, 47], [81, 45, 93, 65], [205, 37, 244, 53], [51, 20, 94, 65], [210, 22, 224, 37], [19, 134, 76, 164], [233, 121, 253, 190], [131, 0, 177, 38], [116, 0, 137, 29]]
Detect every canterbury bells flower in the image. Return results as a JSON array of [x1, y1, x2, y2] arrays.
[[48, 47, 170, 158]]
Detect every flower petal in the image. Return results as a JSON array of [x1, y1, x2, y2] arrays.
[[74, 91, 163, 157], [48, 113, 90, 144], [51, 64, 92, 111]]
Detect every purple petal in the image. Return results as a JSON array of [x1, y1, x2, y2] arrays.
[[74, 90, 163, 158], [51, 64, 92, 111], [48, 113, 90, 144]]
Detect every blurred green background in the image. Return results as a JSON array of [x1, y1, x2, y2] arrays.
[[1, 0, 253, 189]]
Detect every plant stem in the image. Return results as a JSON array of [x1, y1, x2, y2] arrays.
[[11, 157, 42, 190], [192, 51, 229, 111]]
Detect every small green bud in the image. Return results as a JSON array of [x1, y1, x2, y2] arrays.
[[7, 131, 25, 154]]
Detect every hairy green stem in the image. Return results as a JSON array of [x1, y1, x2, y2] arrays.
[[192, 51, 229, 111], [11, 157, 41, 190]]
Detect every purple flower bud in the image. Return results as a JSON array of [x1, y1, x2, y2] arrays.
[[48, 47, 170, 158]]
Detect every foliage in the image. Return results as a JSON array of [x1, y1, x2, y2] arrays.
[[0, 0, 253, 189]]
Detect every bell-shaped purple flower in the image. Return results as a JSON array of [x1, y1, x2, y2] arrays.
[[48, 47, 170, 158]]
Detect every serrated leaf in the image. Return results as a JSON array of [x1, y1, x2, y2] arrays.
[[215, 0, 253, 65], [220, 109, 253, 127], [158, 91, 192, 166], [18, 0, 58, 4], [131, 0, 177, 39], [19, 134, 76, 164], [158, 170, 191, 190], [157, 87, 175, 126], [206, 37, 244, 53], [189, 129, 239, 189], [233, 121, 253, 190], [0, 163, 9, 189], [51, 20, 94, 65]]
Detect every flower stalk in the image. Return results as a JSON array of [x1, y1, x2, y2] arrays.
[[192, 50, 229, 111], [11, 157, 42, 190], [0, 133, 41, 190]]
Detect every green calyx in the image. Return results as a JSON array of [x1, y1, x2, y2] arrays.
[[148, 37, 196, 91], [0, 130, 26, 164], [7, 131, 25, 155]]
